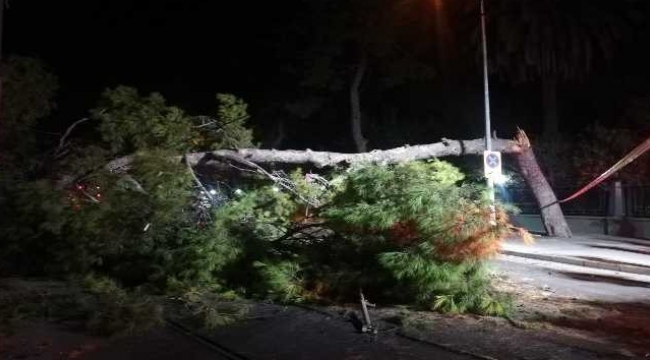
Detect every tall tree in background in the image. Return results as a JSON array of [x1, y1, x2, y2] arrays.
[[486, 0, 638, 136], [0, 56, 58, 176], [287, 0, 435, 152]]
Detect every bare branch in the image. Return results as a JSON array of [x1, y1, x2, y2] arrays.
[[185, 154, 214, 202], [120, 174, 148, 194], [193, 115, 250, 129], [220, 152, 316, 206], [55, 118, 92, 157], [78, 187, 100, 204]]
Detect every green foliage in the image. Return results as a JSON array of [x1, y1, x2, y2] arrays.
[[82, 275, 164, 335], [0, 56, 58, 177], [0, 180, 70, 274], [253, 261, 305, 303], [0, 84, 260, 280], [2, 56, 58, 132], [94, 87, 254, 154], [95, 86, 195, 154], [3, 150, 511, 317], [206, 94, 255, 150], [381, 253, 509, 316], [230, 184, 298, 240], [319, 161, 510, 312], [174, 287, 248, 329], [324, 160, 496, 248], [0, 75, 511, 319], [53, 151, 194, 278], [160, 201, 250, 288]]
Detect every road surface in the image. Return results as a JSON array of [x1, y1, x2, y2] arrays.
[[492, 253, 650, 302]]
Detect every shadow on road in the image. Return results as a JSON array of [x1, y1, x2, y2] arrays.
[[589, 244, 650, 256], [556, 271, 650, 288], [540, 300, 650, 356]]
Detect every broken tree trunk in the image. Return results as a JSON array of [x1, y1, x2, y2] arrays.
[[101, 133, 571, 237], [514, 129, 572, 237]]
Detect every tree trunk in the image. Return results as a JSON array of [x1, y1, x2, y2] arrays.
[[542, 76, 559, 136], [269, 119, 285, 149], [514, 129, 572, 237], [97, 137, 522, 186], [350, 54, 368, 152], [95, 132, 571, 237], [185, 138, 523, 170], [0, 0, 5, 130]]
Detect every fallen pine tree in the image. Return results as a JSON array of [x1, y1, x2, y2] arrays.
[[97, 129, 570, 238], [1, 87, 570, 321]]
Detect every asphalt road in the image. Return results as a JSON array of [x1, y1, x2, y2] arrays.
[[181, 303, 478, 360], [491, 254, 650, 302]]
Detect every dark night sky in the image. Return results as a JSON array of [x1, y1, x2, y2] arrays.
[[5, 0, 650, 147], [5, 0, 298, 120]]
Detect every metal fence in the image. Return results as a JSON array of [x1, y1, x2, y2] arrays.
[[625, 186, 650, 218], [507, 184, 650, 218], [507, 185, 609, 217]]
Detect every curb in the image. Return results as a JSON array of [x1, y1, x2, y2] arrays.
[[500, 250, 650, 276], [582, 235, 650, 246]]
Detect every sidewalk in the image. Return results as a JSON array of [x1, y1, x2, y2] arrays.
[[501, 234, 650, 275]]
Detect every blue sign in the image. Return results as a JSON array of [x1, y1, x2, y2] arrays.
[[486, 153, 500, 168], [483, 151, 502, 177]]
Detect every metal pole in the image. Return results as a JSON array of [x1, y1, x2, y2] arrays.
[[480, 0, 496, 224], [0, 0, 5, 127], [480, 0, 491, 152]]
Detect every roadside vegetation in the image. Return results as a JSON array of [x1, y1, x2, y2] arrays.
[[0, 57, 522, 335]]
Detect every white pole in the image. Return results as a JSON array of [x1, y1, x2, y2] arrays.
[[0, 0, 5, 129], [480, 0, 497, 224]]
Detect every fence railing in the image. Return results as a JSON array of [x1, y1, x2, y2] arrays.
[[624, 186, 650, 218], [506, 185, 610, 217], [507, 183, 650, 218]]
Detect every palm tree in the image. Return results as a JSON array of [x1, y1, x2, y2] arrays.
[[486, 0, 638, 135]]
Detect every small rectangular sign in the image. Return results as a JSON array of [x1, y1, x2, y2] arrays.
[[483, 151, 502, 178]]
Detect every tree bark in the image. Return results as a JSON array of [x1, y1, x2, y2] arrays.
[[542, 76, 559, 136], [97, 132, 572, 237], [104, 137, 521, 173], [350, 54, 368, 152], [514, 129, 572, 237]]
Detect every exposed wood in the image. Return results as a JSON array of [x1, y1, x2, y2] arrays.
[[513, 128, 572, 237]]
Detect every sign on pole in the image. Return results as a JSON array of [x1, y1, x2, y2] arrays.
[[483, 151, 502, 179]]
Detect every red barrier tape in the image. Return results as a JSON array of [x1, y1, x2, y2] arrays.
[[559, 136, 650, 203]]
